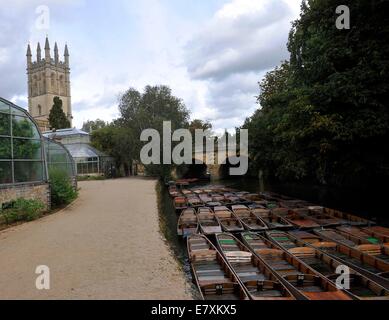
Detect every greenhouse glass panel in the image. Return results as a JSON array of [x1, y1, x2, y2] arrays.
[[0, 113, 10, 135], [0, 137, 12, 159], [14, 161, 44, 183], [44, 138, 76, 178], [0, 161, 12, 184], [12, 115, 40, 138], [0, 101, 10, 113], [13, 139, 42, 160]]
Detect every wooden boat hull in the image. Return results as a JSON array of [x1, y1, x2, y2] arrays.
[[187, 234, 248, 300], [240, 232, 351, 300], [196, 208, 222, 236], [231, 205, 268, 232], [266, 230, 389, 300], [177, 208, 199, 238], [251, 208, 294, 230], [289, 230, 389, 289], [215, 233, 295, 300]]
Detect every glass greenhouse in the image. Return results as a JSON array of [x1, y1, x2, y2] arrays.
[[0, 97, 47, 185], [43, 128, 114, 176], [44, 138, 76, 179]]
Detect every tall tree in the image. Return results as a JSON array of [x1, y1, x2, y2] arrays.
[[82, 119, 107, 133], [244, 0, 389, 186], [48, 97, 70, 130], [92, 85, 190, 179]]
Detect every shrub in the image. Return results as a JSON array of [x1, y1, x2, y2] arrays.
[[2, 198, 45, 224], [49, 168, 78, 207]]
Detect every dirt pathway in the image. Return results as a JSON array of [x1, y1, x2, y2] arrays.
[[0, 178, 192, 300]]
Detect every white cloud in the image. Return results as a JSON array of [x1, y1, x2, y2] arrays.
[[183, 0, 301, 130], [0, 0, 302, 131]]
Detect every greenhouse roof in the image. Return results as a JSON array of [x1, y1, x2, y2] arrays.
[[43, 128, 89, 138], [65, 143, 110, 159]]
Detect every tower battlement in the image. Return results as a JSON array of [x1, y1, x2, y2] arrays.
[[27, 37, 72, 131]]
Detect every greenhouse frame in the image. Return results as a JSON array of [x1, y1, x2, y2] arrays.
[[0, 97, 48, 185]]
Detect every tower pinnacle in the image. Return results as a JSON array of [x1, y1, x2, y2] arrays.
[[44, 36, 50, 61], [54, 42, 59, 64], [37, 42, 41, 62]]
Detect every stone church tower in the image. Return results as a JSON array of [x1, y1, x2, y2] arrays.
[[27, 37, 72, 131]]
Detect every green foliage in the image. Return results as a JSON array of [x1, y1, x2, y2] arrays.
[[1, 198, 45, 224], [48, 97, 71, 130], [49, 168, 78, 207], [82, 119, 107, 133], [91, 85, 190, 179], [244, 0, 389, 186]]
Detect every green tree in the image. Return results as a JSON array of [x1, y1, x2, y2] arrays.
[[244, 0, 389, 186], [91, 85, 190, 179], [82, 119, 107, 133], [48, 97, 70, 130]]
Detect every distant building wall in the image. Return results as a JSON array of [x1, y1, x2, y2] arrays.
[[0, 183, 51, 211]]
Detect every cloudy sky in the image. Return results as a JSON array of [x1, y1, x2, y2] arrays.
[[0, 0, 301, 132]]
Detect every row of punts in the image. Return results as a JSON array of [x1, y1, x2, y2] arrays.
[[169, 184, 389, 300]]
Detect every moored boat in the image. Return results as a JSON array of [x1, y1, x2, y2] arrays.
[[215, 233, 295, 300], [196, 207, 222, 235], [177, 208, 198, 237], [289, 230, 389, 289], [240, 232, 351, 300], [336, 226, 383, 245], [266, 231, 389, 300], [231, 205, 268, 232], [187, 195, 203, 207], [275, 208, 320, 229], [187, 234, 248, 300], [174, 196, 187, 212], [361, 226, 389, 244], [213, 206, 244, 233], [303, 206, 343, 227], [251, 208, 293, 230]]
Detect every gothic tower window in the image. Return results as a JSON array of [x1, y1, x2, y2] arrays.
[[38, 105, 42, 116]]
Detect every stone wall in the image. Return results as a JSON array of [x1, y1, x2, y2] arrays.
[[0, 183, 51, 211]]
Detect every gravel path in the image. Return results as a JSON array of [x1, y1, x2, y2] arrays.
[[0, 178, 193, 300]]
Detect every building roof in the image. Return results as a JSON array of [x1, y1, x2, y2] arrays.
[[65, 143, 110, 159], [43, 128, 89, 138]]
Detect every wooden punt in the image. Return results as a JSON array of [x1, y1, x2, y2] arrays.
[[275, 208, 320, 229], [182, 189, 193, 196], [302, 206, 344, 227], [174, 196, 187, 212], [363, 226, 389, 237], [251, 208, 293, 230], [361, 227, 389, 244], [215, 233, 295, 300], [224, 193, 241, 204], [213, 206, 244, 233], [279, 200, 312, 209], [266, 231, 389, 300], [199, 193, 213, 204], [240, 232, 351, 300], [309, 207, 375, 226], [231, 205, 268, 232], [336, 226, 383, 245], [187, 195, 203, 207], [177, 208, 198, 237], [211, 193, 225, 203], [242, 193, 263, 202], [314, 228, 365, 248], [196, 207, 222, 235], [289, 230, 389, 289], [187, 234, 248, 300]]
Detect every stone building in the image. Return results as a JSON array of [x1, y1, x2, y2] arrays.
[[27, 37, 72, 132]]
